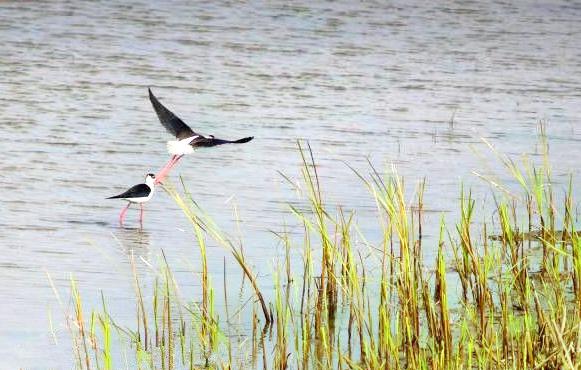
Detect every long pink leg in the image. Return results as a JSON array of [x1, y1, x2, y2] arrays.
[[156, 155, 176, 179], [155, 155, 177, 184], [139, 203, 144, 226], [155, 155, 184, 184], [155, 155, 180, 184], [119, 203, 131, 226], [167, 154, 184, 172]]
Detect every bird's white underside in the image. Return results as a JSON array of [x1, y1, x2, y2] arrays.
[[123, 195, 152, 203], [167, 136, 199, 155]]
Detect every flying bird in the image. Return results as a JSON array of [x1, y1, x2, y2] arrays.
[[149, 88, 254, 183], [107, 173, 156, 226]]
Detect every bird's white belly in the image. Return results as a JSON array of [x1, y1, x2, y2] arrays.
[[125, 196, 150, 204], [125, 190, 154, 204], [167, 136, 197, 155]]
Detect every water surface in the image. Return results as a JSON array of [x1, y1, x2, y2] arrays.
[[1, 1, 580, 368]]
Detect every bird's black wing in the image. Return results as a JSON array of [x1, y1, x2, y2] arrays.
[[149, 88, 196, 139], [192, 136, 254, 148], [107, 184, 151, 199]]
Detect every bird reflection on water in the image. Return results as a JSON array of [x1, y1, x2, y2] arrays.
[[112, 227, 151, 260]]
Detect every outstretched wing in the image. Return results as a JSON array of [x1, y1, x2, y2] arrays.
[[192, 136, 254, 148], [149, 88, 196, 139], [107, 184, 151, 200]]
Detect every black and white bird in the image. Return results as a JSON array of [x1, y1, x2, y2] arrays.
[[149, 88, 254, 183], [107, 173, 156, 225]]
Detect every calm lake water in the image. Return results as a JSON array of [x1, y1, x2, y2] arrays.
[[1, 0, 580, 368]]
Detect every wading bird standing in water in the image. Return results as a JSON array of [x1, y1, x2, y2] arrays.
[[148, 88, 254, 183], [107, 173, 156, 226]]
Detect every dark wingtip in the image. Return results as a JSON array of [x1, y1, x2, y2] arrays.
[[148, 88, 160, 107], [236, 136, 254, 143]]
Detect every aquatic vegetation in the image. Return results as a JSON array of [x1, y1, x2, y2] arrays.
[[61, 126, 581, 369]]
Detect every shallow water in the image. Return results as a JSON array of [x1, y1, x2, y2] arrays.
[[0, 0, 580, 368]]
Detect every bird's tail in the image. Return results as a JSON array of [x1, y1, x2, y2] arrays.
[[231, 136, 253, 144]]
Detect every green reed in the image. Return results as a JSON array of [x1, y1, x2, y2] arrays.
[[61, 125, 581, 369]]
